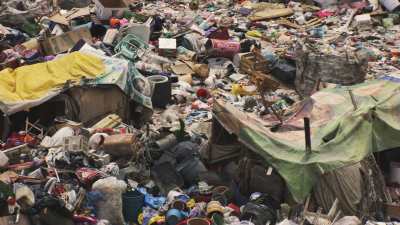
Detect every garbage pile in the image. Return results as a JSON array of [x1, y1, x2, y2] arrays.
[[1, 0, 400, 224]]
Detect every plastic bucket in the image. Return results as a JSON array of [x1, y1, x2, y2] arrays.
[[172, 200, 187, 211], [187, 218, 211, 225], [212, 186, 229, 195], [211, 186, 230, 205], [122, 190, 145, 223], [148, 75, 171, 108], [166, 209, 184, 225]]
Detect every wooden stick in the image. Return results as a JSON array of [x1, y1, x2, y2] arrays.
[[304, 117, 312, 154], [348, 90, 357, 111]]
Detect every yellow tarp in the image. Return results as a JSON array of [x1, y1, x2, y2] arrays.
[[0, 52, 105, 103]]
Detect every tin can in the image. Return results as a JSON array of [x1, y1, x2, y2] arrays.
[[206, 39, 240, 58]]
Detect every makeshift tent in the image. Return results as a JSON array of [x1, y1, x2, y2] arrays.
[[213, 79, 400, 202], [0, 52, 105, 114], [0, 50, 152, 116]]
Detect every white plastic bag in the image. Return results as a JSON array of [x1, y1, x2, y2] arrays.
[[92, 177, 127, 224]]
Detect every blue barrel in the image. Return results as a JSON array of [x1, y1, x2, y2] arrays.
[[122, 190, 145, 223]]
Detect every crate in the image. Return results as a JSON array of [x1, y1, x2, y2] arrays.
[[251, 71, 282, 91], [62, 135, 88, 152], [93, 0, 128, 20], [240, 52, 269, 74], [295, 43, 368, 96], [39, 27, 92, 55]]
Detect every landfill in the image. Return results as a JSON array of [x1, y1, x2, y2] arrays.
[[2, 0, 400, 224]]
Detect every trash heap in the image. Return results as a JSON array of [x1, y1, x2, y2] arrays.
[[1, 0, 400, 224]]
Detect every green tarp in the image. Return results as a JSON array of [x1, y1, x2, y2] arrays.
[[216, 80, 400, 202]]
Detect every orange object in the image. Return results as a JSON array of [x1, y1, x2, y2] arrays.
[[23, 134, 34, 143], [191, 101, 199, 110], [109, 17, 120, 27], [392, 49, 400, 57]]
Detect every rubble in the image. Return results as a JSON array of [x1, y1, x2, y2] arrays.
[[1, 0, 400, 224]]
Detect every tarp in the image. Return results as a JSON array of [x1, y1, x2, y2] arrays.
[[79, 48, 153, 110], [0, 49, 153, 115], [0, 52, 105, 114], [214, 80, 400, 202]]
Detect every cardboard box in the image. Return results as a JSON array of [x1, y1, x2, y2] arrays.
[[93, 0, 128, 20], [240, 52, 269, 74], [39, 27, 92, 55], [158, 38, 177, 57], [354, 14, 372, 29], [49, 7, 90, 26], [62, 135, 89, 152]]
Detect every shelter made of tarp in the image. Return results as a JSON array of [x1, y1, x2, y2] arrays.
[[0, 49, 153, 115], [0, 52, 105, 114], [213, 80, 400, 202]]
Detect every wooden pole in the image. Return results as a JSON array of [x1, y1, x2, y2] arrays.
[[304, 117, 311, 154]]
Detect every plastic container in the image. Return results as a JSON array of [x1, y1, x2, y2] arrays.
[[211, 186, 230, 205], [187, 218, 211, 225], [205, 39, 240, 58], [148, 75, 171, 108], [93, 0, 127, 20], [166, 209, 187, 225], [122, 190, 145, 223]]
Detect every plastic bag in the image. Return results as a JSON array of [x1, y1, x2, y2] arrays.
[[92, 177, 127, 224], [333, 216, 361, 225]]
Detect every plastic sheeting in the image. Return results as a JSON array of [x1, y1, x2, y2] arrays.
[[313, 162, 363, 216], [0, 52, 105, 114], [0, 48, 153, 115], [214, 80, 400, 202]]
